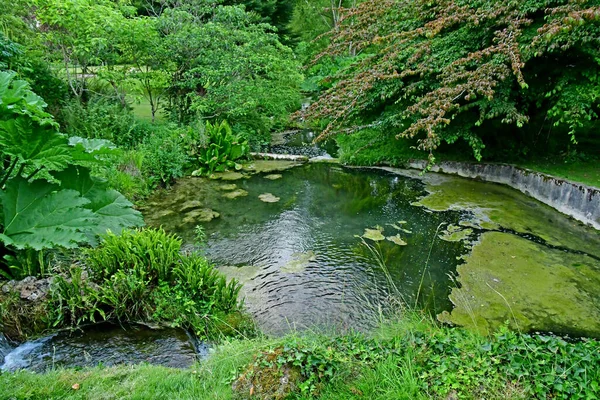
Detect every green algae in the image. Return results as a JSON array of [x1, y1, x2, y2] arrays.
[[210, 171, 246, 181], [413, 174, 600, 258], [222, 189, 249, 200], [258, 193, 280, 203], [242, 160, 302, 174], [264, 174, 283, 180], [438, 232, 600, 337], [179, 200, 202, 212], [218, 184, 238, 191], [182, 208, 220, 224], [439, 225, 473, 242], [280, 251, 316, 274]]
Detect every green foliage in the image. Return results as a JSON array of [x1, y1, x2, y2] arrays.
[[46, 228, 245, 338], [190, 120, 249, 175], [85, 228, 182, 282], [160, 6, 302, 145], [60, 98, 144, 148], [0, 71, 142, 272], [139, 125, 190, 186], [0, 177, 95, 250], [337, 128, 423, 166], [305, 0, 600, 162]]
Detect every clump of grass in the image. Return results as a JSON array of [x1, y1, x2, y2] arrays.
[[45, 228, 249, 339]]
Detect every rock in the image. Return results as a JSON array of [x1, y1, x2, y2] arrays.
[[179, 200, 202, 212], [233, 347, 303, 400], [264, 174, 283, 180], [1, 276, 55, 302], [182, 209, 220, 224], [222, 189, 248, 200], [258, 193, 280, 203]]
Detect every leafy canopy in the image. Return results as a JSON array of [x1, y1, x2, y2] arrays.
[[304, 0, 600, 162]]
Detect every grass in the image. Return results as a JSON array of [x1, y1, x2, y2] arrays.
[[2, 312, 599, 400], [517, 158, 600, 188]]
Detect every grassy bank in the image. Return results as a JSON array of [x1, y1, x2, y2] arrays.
[[2, 314, 599, 399]]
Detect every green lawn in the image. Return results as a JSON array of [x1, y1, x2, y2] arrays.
[[517, 159, 600, 188]]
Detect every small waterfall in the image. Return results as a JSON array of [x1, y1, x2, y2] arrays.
[[0, 333, 13, 365]]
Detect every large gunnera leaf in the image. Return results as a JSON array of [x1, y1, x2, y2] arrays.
[[53, 166, 144, 242], [0, 117, 71, 172], [0, 177, 96, 250]]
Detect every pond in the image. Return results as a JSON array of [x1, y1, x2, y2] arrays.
[[142, 162, 600, 337]]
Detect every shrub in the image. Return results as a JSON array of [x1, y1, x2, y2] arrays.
[[139, 125, 189, 186], [61, 98, 142, 148]]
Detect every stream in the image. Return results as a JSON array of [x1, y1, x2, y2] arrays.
[[142, 161, 600, 337]]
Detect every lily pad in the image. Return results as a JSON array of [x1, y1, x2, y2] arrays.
[[223, 189, 248, 200], [386, 235, 407, 246], [362, 227, 385, 241], [264, 174, 283, 180], [259, 193, 280, 203]]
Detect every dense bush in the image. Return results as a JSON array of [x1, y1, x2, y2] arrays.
[[139, 125, 190, 186], [61, 98, 144, 148], [305, 0, 600, 163]]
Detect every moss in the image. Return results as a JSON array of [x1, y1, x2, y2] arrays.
[[222, 189, 248, 199], [413, 174, 600, 258], [181, 209, 220, 224], [438, 232, 600, 337], [280, 251, 316, 274], [258, 193, 280, 203], [242, 160, 302, 174]]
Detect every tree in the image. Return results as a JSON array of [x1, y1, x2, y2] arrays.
[[33, 0, 130, 100], [304, 0, 600, 162], [159, 6, 302, 146]]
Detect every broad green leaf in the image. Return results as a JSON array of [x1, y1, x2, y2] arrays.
[[0, 71, 56, 126], [69, 136, 121, 164], [53, 166, 144, 241], [0, 177, 96, 250], [0, 117, 71, 172]]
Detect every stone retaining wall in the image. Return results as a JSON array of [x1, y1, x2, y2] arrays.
[[407, 160, 600, 230]]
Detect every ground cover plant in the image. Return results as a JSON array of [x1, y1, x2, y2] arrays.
[[1, 314, 598, 399]]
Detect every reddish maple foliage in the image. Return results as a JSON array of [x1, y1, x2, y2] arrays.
[[303, 0, 600, 161]]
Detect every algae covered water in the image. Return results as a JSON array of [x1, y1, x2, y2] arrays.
[[143, 162, 600, 337]]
